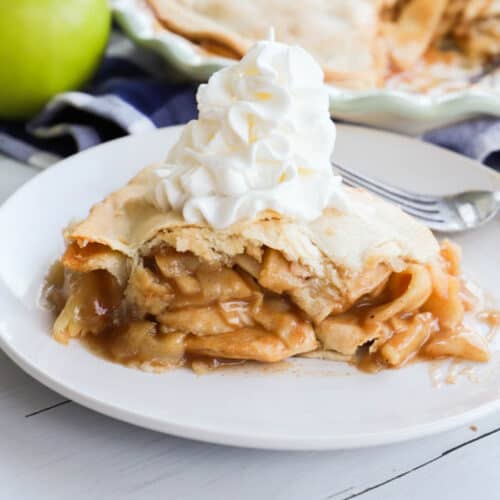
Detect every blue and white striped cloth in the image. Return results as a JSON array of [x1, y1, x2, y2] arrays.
[[0, 33, 197, 168], [0, 32, 499, 171]]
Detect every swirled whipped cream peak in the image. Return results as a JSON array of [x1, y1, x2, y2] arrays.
[[150, 36, 347, 228]]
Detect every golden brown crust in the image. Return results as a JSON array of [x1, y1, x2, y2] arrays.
[[146, 0, 383, 87], [62, 242, 129, 286], [146, 0, 500, 92], [64, 164, 440, 304], [385, 0, 449, 70]]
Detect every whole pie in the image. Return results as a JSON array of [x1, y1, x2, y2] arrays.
[[46, 35, 491, 373], [146, 0, 500, 93]]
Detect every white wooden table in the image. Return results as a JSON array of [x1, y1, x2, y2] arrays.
[[1, 154, 500, 500]]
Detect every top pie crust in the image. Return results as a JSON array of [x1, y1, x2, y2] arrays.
[[147, 0, 385, 88], [65, 165, 439, 284], [145, 0, 500, 93]]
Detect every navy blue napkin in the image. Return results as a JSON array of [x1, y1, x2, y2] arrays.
[[0, 33, 198, 168], [0, 33, 499, 171]]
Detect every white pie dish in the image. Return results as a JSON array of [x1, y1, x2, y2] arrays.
[[111, 0, 500, 136], [0, 124, 499, 450]]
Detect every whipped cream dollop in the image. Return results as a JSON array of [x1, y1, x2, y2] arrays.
[[150, 36, 346, 228]]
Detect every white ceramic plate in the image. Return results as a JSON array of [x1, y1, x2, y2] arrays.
[[111, 0, 500, 135], [0, 125, 499, 450]]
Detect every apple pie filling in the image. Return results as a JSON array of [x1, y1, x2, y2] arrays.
[[48, 240, 490, 372]]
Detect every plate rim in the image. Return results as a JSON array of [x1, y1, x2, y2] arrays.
[[3, 335, 500, 451], [1, 124, 500, 451]]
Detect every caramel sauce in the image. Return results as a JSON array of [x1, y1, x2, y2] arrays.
[[82, 330, 123, 365], [356, 350, 385, 374], [82, 331, 246, 375], [478, 310, 500, 328], [68, 250, 314, 371], [46, 243, 499, 376], [189, 356, 246, 375], [41, 260, 67, 312]]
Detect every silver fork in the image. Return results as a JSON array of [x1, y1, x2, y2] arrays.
[[332, 161, 500, 233]]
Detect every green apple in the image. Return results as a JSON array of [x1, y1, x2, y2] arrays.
[[0, 0, 111, 120]]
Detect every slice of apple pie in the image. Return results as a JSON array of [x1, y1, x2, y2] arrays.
[[48, 169, 489, 372], [47, 35, 490, 373]]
